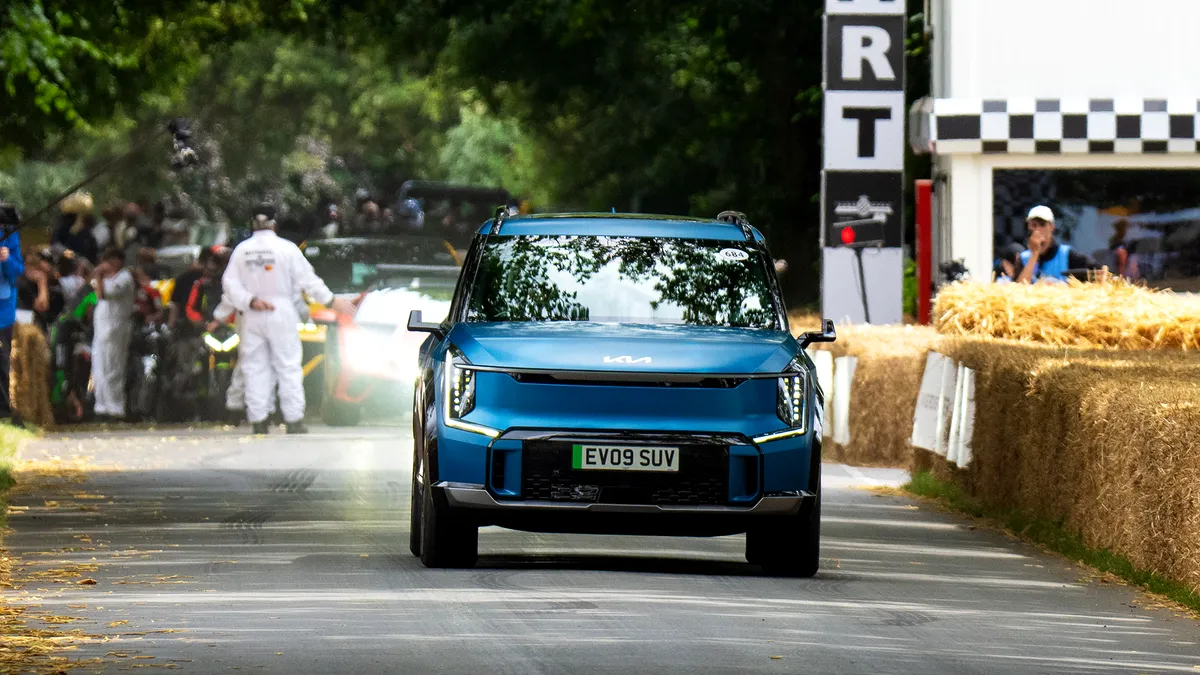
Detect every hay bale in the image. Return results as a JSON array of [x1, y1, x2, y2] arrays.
[[788, 311, 823, 334], [809, 324, 940, 467], [10, 322, 54, 427], [934, 279, 1200, 349], [942, 338, 1200, 594]]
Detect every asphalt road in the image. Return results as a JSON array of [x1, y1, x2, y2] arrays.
[[5, 425, 1200, 674]]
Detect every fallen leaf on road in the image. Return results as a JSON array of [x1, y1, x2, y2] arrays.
[[109, 620, 129, 627], [275, 652, 283, 656], [769, 655, 783, 660], [77, 578, 97, 585]]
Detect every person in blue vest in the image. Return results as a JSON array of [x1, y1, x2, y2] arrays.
[[0, 198, 26, 424], [1016, 205, 1102, 283]]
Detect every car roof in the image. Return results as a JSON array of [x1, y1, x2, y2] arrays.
[[475, 213, 766, 242], [307, 235, 449, 246]]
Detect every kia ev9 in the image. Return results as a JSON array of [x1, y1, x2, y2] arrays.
[[407, 212, 835, 576]]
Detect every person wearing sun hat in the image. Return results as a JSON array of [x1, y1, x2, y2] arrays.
[[1016, 205, 1103, 283]]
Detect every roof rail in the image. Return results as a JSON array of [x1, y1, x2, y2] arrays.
[[716, 211, 755, 242], [489, 205, 509, 235]]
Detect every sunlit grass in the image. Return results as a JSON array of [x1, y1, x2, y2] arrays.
[[0, 422, 37, 526], [905, 471, 1200, 615]]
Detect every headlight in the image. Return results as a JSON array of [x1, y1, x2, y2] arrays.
[[442, 349, 497, 438], [344, 328, 388, 372], [203, 332, 240, 352], [446, 351, 476, 418], [775, 359, 807, 429]]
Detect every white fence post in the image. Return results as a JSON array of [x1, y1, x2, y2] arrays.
[[832, 355, 857, 446]]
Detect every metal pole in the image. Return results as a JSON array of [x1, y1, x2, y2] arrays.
[[916, 179, 933, 324], [855, 246, 871, 324]]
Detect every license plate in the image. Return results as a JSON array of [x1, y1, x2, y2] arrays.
[[571, 444, 680, 472]]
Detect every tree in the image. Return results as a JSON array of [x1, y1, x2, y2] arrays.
[[329, 0, 826, 302], [0, 0, 316, 155]]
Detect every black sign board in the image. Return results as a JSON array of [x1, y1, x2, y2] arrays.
[[823, 171, 903, 248], [825, 15, 906, 91]]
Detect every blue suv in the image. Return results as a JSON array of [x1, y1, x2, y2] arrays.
[[406, 212, 835, 575]]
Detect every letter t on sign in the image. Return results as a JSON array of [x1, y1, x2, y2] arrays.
[[842, 107, 892, 158]]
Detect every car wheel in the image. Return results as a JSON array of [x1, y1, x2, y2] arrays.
[[746, 493, 821, 578], [409, 415, 423, 557], [303, 354, 324, 414], [418, 463, 478, 569]]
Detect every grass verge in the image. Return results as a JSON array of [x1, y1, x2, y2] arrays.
[[0, 423, 37, 527], [905, 470, 1200, 615]]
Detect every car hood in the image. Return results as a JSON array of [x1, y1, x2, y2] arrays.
[[447, 322, 797, 374]]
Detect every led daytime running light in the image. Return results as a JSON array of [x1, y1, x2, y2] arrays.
[[442, 350, 498, 438]]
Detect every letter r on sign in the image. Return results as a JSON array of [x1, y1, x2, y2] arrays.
[[842, 26, 895, 81]]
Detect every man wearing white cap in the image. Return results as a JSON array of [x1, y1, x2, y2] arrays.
[[1017, 205, 1101, 283]]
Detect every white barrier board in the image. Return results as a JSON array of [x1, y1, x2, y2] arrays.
[[933, 356, 958, 457], [911, 351, 947, 451], [957, 366, 976, 467], [832, 355, 857, 446], [947, 362, 967, 465], [811, 350, 835, 440]]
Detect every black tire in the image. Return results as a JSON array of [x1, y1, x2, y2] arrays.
[[746, 493, 821, 578], [418, 457, 478, 568], [204, 369, 233, 422], [320, 338, 361, 426], [409, 402, 423, 557], [303, 352, 325, 415], [409, 453, 423, 558], [322, 397, 362, 427]]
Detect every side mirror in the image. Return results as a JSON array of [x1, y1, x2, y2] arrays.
[[407, 310, 445, 339], [799, 318, 836, 348]]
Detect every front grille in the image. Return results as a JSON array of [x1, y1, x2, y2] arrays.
[[521, 440, 730, 506]]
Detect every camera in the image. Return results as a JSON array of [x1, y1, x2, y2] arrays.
[[939, 259, 969, 283], [168, 118, 198, 169]]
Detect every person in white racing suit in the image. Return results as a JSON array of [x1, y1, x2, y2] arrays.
[[211, 292, 303, 420], [221, 205, 353, 434], [91, 248, 136, 419]]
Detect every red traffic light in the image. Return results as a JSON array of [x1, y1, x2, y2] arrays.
[[840, 226, 855, 245]]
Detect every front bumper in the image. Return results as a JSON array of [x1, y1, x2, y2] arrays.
[[433, 424, 818, 525], [437, 481, 808, 515]]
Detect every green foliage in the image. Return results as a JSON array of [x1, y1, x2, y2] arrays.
[[0, 0, 318, 152], [2, 0, 932, 306], [3, 32, 536, 229], [906, 471, 1200, 614], [0, 159, 84, 219], [902, 257, 917, 317]]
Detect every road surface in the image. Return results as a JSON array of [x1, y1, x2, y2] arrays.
[[4, 425, 1199, 674]]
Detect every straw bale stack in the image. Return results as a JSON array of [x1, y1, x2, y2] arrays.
[[10, 322, 54, 427], [934, 280, 1200, 349], [941, 337, 1200, 594], [809, 324, 941, 467]]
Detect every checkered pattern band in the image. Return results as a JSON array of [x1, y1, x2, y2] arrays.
[[918, 98, 1200, 154]]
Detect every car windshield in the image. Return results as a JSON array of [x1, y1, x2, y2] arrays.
[[467, 235, 779, 328], [303, 237, 460, 296]]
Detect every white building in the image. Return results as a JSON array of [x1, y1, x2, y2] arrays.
[[911, 0, 1200, 286]]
